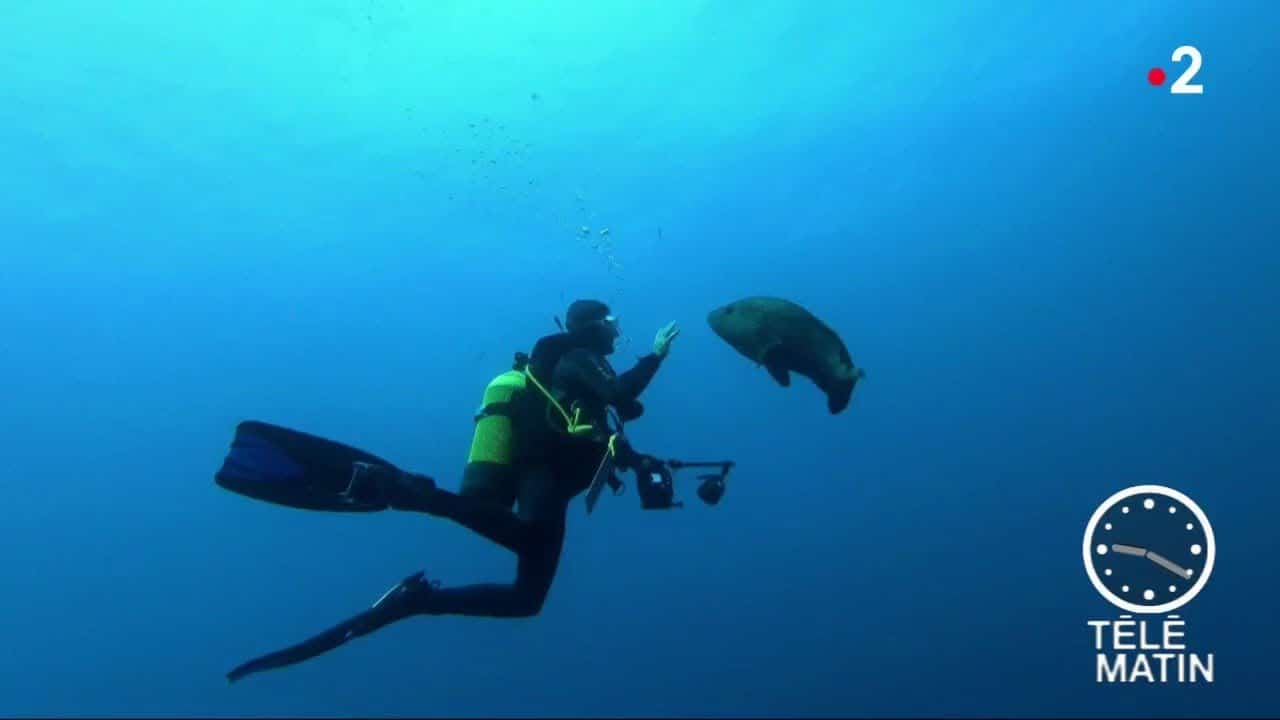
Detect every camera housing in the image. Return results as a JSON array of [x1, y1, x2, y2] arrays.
[[636, 463, 678, 510]]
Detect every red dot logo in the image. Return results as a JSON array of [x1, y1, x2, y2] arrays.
[[1148, 67, 1166, 86]]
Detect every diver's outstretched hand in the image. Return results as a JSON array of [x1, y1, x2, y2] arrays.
[[653, 321, 681, 358]]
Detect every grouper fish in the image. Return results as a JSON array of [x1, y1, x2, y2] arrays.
[[707, 296, 865, 414]]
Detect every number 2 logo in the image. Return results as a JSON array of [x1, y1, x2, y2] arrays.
[[1170, 45, 1203, 95]]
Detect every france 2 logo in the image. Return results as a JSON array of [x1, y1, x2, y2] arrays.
[[1147, 45, 1204, 95]]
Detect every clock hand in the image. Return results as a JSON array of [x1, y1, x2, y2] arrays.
[[1111, 543, 1194, 579], [1145, 551, 1193, 579]]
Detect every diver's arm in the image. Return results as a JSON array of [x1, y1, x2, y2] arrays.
[[616, 354, 662, 398], [558, 349, 645, 417], [618, 322, 677, 397]]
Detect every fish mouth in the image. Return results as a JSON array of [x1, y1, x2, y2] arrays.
[[705, 308, 726, 334], [706, 302, 736, 324]]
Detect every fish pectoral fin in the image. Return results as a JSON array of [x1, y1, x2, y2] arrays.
[[763, 349, 791, 387], [766, 362, 791, 387]]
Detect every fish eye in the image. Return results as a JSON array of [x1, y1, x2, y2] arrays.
[[724, 306, 735, 315]]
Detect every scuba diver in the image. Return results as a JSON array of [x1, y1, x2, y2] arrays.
[[217, 300, 685, 683]]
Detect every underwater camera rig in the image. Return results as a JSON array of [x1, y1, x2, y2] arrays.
[[628, 456, 735, 510]]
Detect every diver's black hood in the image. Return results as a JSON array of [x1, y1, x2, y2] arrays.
[[564, 299, 611, 332]]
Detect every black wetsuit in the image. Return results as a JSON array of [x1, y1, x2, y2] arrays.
[[226, 330, 670, 676], [418, 339, 663, 617], [227, 336, 664, 682]]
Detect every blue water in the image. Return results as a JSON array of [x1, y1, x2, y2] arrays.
[[2, 1, 1276, 717]]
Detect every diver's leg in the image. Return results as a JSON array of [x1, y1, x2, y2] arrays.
[[225, 472, 569, 682], [422, 485, 549, 556], [414, 466, 569, 618], [354, 463, 539, 555]]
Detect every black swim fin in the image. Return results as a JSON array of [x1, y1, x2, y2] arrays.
[[226, 570, 439, 684], [214, 420, 399, 512]]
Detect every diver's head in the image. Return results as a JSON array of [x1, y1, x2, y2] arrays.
[[565, 299, 620, 355]]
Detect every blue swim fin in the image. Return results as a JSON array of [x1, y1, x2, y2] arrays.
[[214, 420, 397, 512]]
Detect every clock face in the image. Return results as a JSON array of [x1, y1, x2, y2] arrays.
[[1083, 485, 1215, 614]]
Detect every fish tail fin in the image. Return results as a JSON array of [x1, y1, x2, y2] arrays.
[[826, 367, 865, 415]]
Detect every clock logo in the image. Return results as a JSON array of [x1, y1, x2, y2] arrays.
[[1083, 485, 1216, 614]]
